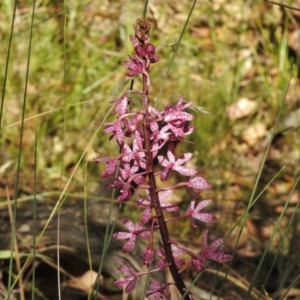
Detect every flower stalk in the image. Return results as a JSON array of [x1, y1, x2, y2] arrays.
[[96, 18, 233, 299]]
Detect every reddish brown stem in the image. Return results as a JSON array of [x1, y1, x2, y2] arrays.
[[141, 73, 192, 300]]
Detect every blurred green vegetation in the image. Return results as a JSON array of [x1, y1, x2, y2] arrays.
[[1, 0, 300, 241], [1, 0, 299, 227], [1, 0, 300, 298]]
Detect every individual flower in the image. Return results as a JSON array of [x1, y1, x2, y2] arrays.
[[186, 199, 217, 227], [155, 247, 185, 270], [157, 143, 197, 181], [155, 175, 211, 199], [124, 55, 144, 77], [192, 228, 233, 272], [115, 259, 166, 295], [187, 176, 212, 191], [169, 122, 194, 140], [119, 164, 143, 184], [106, 159, 145, 201], [122, 131, 146, 169], [150, 122, 171, 158], [146, 281, 171, 300], [121, 149, 139, 174], [137, 189, 179, 224], [154, 97, 194, 139], [102, 119, 125, 146], [162, 97, 193, 125], [170, 96, 193, 112], [122, 114, 143, 137], [105, 174, 132, 201], [111, 95, 133, 116], [130, 35, 140, 48], [114, 260, 138, 293], [94, 155, 118, 178], [113, 218, 150, 253], [106, 176, 133, 202]]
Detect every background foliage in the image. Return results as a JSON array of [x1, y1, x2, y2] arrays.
[[1, 0, 300, 299]]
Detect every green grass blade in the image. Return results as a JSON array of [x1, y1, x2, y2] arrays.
[[0, 1, 17, 130], [7, 1, 37, 298]]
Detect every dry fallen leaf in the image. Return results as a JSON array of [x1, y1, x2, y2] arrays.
[[68, 270, 99, 292], [288, 29, 300, 53], [226, 226, 250, 249], [227, 98, 258, 120], [241, 122, 266, 146]]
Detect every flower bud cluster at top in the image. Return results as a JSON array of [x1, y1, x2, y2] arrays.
[[95, 18, 233, 300]]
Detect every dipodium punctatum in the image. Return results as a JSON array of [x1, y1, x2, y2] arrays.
[[95, 18, 233, 300]]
